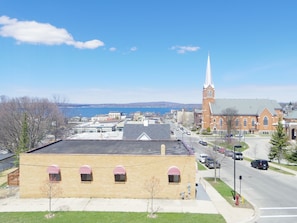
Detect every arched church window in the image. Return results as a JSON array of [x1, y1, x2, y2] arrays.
[[220, 119, 223, 128], [263, 117, 268, 126], [208, 90, 213, 97], [235, 119, 239, 127]]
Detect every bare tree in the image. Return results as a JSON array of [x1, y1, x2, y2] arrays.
[[209, 147, 222, 182], [220, 108, 238, 144], [40, 177, 63, 218], [0, 96, 66, 155], [144, 176, 162, 218]]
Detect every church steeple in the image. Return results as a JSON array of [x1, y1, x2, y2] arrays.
[[204, 53, 214, 88], [202, 53, 215, 130]]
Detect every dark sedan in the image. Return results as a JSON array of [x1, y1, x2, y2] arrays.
[[251, 159, 269, 170], [205, 157, 221, 169], [199, 140, 208, 146]]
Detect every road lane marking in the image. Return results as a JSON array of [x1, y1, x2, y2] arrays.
[[260, 207, 297, 210], [261, 215, 297, 218], [260, 207, 297, 218]]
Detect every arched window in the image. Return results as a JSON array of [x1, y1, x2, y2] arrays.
[[220, 119, 223, 128], [113, 165, 126, 182], [235, 119, 239, 127], [47, 164, 61, 182], [79, 165, 93, 182], [252, 119, 255, 126], [168, 166, 181, 183], [263, 117, 268, 126], [243, 119, 247, 127], [208, 90, 213, 97]]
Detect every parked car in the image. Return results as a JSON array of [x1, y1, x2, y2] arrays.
[[224, 149, 234, 157], [198, 153, 208, 163], [251, 159, 269, 170], [205, 157, 221, 169], [199, 140, 208, 146], [213, 146, 220, 152], [235, 134, 244, 138], [218, 147, 225, 154], [232, 152, 243, 160]]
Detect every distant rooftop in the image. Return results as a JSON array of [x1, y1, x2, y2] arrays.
[[29, 139, 192, 156], [123, 123, 171, 140]]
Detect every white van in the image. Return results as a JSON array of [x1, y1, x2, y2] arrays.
[[233, 152, 243, 160], [199, 154, 208, 163]]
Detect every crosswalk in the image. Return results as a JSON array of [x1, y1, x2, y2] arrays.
[[259, 207, 297, 221]]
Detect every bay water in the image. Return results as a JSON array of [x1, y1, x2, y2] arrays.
[[61, 107, 179, 118]]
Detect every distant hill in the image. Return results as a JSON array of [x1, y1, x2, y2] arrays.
[[61, 101, 202, 109]]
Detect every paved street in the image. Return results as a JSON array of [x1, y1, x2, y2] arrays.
[[187, 133, 297, 223]]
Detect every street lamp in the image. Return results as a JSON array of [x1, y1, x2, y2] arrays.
[[233, 145, 242, 200]]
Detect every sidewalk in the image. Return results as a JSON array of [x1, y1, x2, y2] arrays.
[[0, 168, 255, 223], [198, 170, 255, 223]]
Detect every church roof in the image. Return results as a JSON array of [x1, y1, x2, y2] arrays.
[[284, 110, 297, 119], [210, 99, 282, 116]]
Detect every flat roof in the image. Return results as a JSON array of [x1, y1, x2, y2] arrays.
[[29, 139, 193, 156]]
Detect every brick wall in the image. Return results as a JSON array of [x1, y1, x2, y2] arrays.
[[19, 153, 196, 199]]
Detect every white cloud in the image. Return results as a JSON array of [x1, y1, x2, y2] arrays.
[[0, 15, 104, 49], [121, 46, 138, 55], [109, 47, 117, 52], [171, 45, 200, 54]]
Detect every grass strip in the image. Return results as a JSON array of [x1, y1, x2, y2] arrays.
[[205, 177, 253, 209], [0, 212, 226, 223]]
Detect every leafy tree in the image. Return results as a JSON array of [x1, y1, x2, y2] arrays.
[[285, 146, 297, 163], [0, 96, 66, 154], [269, 120, 289, 164], [15, 113, 30, 166]]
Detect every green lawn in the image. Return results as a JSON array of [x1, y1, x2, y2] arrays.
[[0, 212, 226, 223], [205, 177, 253, 209], [197, 161, 207, 170], [271, 162, 297, 172]]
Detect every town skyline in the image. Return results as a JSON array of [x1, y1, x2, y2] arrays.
[[1, 1, 297, 104]]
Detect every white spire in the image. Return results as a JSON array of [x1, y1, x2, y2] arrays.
[[204, 53, 214, 88]]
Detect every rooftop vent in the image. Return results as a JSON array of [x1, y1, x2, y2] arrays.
[[161, 144, 166, 155]]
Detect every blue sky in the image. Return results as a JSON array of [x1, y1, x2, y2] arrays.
[[0, 0, 296, 104]]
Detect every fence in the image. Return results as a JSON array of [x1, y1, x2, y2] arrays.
[[7, 169, 19, 186]]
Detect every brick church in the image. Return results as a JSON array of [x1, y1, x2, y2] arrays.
[[201, 54, 283, 135]]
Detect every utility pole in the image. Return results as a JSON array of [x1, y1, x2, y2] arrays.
[[233, 145, 242, 199]]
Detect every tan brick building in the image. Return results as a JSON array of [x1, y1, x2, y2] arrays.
[[19, 140, 196, 199], [202, 54, 283, 135]]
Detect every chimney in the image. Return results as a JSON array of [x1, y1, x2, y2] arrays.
[[161, 144, 166, 155], [144, 119, 149, 126]]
